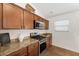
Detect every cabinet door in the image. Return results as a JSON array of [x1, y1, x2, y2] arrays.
[[46, 38, 50, 48], [0, 3, 2, 29], [28, 42, 39, 56], [46, 36, 52, 49], [45, 20, 49, 29], [24, 11, 33, 29], [3, 4, 23, 29], [34, 14, 40, 21], [7, 47, 28, 56]]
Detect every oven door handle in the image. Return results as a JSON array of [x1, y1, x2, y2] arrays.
[[40, 40, 46, 44]]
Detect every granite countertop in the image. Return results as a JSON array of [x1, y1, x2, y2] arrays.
[[0, 37, 38, 56], [0, 33, 52, 56], [41, 33, 52, 38]]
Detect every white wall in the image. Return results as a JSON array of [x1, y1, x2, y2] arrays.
[[50, 11, 79, 53]]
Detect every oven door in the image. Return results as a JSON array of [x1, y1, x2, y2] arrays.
[[40, 42, 46, 53]]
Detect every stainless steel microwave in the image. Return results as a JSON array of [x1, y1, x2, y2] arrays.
[[33, 20, 45, 30]]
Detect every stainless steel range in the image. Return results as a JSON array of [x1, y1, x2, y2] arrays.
[[30, 33, 46, 53]]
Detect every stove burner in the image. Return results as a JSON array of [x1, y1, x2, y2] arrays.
[[30, 35, 46, 41]]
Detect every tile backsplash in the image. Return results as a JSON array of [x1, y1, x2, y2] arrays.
[[0, 30, 50, 40]]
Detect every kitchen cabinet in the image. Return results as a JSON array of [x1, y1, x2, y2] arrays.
[[46, 34, 52, 48], [0, 3, 49, 29], [28, 42, 39, 56], [0, 3, 2, 29], [3, 4, 23, 29], [7, 47, 28, 56], [24, 10, 34, 29], [34, 14, 40, 21], [45, 20, 49, 29], [7, 41, 39, 56]]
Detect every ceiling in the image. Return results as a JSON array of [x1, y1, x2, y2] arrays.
[[15, 3, 79, 20], [32, 3, 79, 19]]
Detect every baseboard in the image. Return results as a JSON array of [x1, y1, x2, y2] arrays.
[[53, 45, 79, 56]]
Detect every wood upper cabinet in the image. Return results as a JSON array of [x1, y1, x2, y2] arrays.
[[0, 4, 2, 29], [3, 4, 23, 29], [33, 14, 40, 21], [24, 10, 34, 29], [0, 3, 49, 29], [45, 20, 49, 29], [28, 41, 39, 56]]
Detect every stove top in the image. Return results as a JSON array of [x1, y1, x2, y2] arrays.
[[30, 35, 46, 41]]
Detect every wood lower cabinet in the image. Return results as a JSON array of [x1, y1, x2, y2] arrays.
[[28, 42, 39, 56], [7, 41, 39, 56], [46, 35, 52, 48], [3, 4, 23, 29], [0, 3, 2, 29], [24, 10, 34, 29], [46, 38, 51, 48], [7, 47, 28, 56]]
